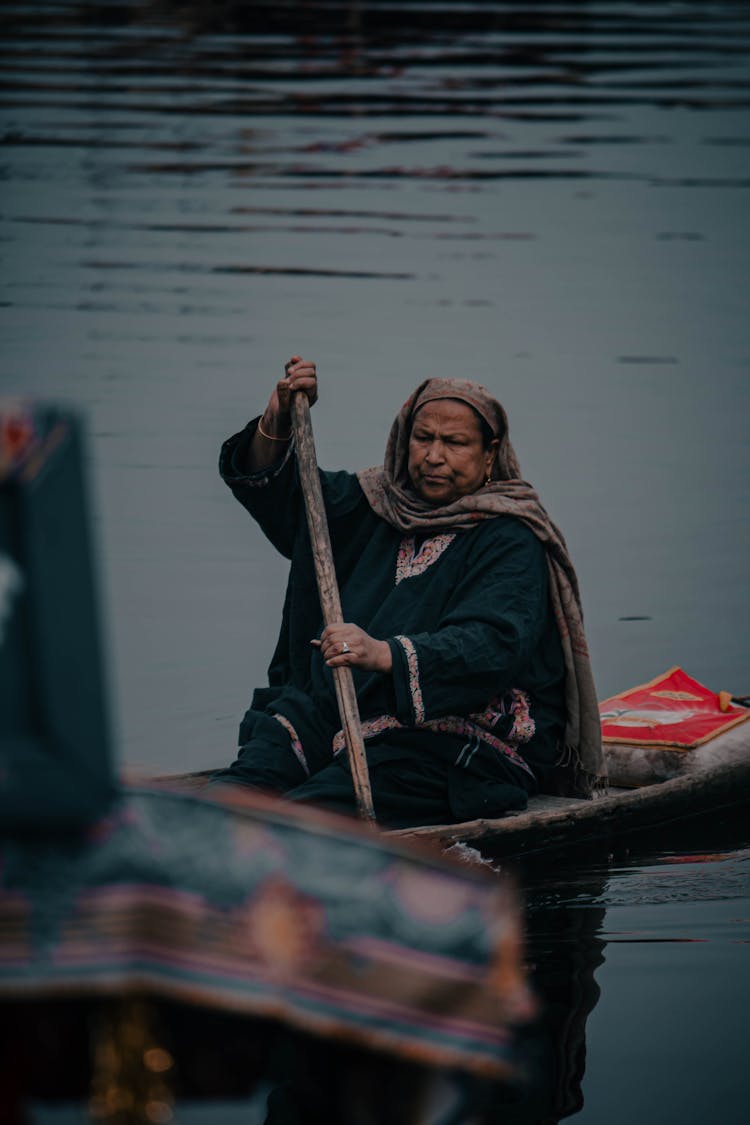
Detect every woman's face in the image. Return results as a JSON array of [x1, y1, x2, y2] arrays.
[[407, 399, 498, 506]]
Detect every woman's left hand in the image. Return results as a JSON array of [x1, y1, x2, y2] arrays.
[[312, 624, 393, 674]]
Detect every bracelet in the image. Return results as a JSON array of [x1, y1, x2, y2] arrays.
[[257, 417, 292, 443]]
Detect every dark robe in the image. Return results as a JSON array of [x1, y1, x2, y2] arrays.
[[215, 420, 566, 826]]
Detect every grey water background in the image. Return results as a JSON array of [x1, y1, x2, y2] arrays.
[[1, 1, 748, 1121]]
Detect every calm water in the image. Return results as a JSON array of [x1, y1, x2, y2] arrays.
[[1, 1, 749, 1121]]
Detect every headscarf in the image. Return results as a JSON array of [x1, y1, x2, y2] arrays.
[[357, 378, 605, 798]]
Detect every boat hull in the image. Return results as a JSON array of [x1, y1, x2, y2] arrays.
[[168, 754, 750, 857], [389, 757, 750, 855]]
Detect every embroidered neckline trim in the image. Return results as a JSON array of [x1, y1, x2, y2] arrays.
[[395, 533, 456, 585]]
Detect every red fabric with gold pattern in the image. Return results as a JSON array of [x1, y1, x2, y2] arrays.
[[600, 667, 750, 750]]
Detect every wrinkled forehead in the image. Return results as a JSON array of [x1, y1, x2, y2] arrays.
[[411, 397, 485, 430], [410, 379, 502, 433]]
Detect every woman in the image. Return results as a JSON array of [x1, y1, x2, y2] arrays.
[[213, 357, 604, 826]]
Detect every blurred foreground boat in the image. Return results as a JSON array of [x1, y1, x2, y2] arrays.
[[0, 784, 531, 1066], [0, 784, 536, 1119]]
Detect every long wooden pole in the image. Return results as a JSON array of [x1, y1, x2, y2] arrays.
[[290, 392, 376, 824]]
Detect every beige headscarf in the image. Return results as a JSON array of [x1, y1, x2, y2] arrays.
[[357, 378, 606, 798]]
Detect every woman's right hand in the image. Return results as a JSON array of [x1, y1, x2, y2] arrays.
[[261, 355, 318, 437]]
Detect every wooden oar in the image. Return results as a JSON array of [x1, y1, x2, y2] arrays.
[[290, 391, 376, 824]]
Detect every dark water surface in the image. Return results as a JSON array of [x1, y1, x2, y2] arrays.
[[2, 2, 749, 1121], [509, 805, 750, 1124]]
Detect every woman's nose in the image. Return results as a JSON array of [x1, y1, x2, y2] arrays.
[[424, 441, 443, 462]]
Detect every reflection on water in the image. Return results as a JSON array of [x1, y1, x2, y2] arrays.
[[504, 804, 750, 1124], [2, 0, 748, 768], [1, 5, 749, 1120]]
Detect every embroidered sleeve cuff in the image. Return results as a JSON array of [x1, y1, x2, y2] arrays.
[[219, 417, 295, 487], [388, 635, 426, 725]]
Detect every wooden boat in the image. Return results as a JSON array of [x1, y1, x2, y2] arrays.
[[170, 673, 750, 859], [172, 742, 750, 861], [393, 668, 750, 856], [167, 671, 750, 859], [391, 753, 750, 857]]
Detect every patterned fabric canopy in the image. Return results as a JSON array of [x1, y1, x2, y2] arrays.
[[0, 785, 532, 1079]]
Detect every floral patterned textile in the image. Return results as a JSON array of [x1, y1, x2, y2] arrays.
[[331, 697, 536, 779], [395, 534, 456, 584], [474, 689, 536, 745], [0, 786, 532, 1078], [393, 635, 426, 723], [273, 713, 310, 776]]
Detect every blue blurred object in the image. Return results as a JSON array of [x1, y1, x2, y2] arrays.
[[0, 403, 116, 833]]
